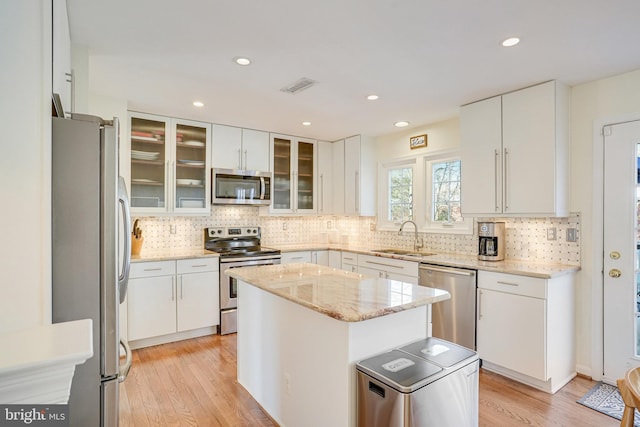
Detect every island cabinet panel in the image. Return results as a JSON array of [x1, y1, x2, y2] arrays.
[[476, 270, 575, 393], [237, 281, 428, 427], [460, 80, 570, 217], [127, 258, 219, 348]]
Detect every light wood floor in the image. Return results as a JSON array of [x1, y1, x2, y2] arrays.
[[120, 334, 619, 427]]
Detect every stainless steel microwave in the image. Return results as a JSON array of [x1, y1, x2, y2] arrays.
[[212, 168, 271, 206]]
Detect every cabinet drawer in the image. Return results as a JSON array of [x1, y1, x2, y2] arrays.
[[341, 252, 358, 266], [130, 260, 175, 278], [478, 271, 546, 299], [281, 251, 312, 264], [357, 254, 419, 277], [176, 257, 219, 274]]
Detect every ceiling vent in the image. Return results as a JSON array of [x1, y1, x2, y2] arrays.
[[280, 77, 317, 94]]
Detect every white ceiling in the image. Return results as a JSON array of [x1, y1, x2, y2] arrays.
[[66, 0, 640, 141]]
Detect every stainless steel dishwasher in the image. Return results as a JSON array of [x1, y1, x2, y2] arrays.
[[419, 264, 477, 350]]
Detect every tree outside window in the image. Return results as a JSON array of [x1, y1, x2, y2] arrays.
[[389, 167, 413, 222], [432, 160, 462, 223]]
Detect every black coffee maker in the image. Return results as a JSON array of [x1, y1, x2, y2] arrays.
[[478, 222, 505, 261]]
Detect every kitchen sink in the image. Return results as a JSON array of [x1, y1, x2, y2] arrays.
[[371, 248, 436, 257]]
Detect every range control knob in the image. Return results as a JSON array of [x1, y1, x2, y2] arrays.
[[252, 228, 258, 233], [217, 229, 223, 234]]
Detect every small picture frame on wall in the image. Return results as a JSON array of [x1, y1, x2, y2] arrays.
[[409, 134, 427, 149]]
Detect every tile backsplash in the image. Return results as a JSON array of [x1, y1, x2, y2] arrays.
[[133, 207, 580, 265]]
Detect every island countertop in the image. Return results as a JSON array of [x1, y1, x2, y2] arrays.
[[226, 262, 450, 322]]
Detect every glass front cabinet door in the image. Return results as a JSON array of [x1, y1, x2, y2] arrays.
[[270, 134, 316, 214], [129, 112, 211, 215]]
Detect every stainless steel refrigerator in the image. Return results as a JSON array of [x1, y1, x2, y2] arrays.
[[52, 114, 132, 427]]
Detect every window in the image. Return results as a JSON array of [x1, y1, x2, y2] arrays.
[[431, 160, 462, 223], [378, 153, 471, 234], [389, 167, 413, 222]]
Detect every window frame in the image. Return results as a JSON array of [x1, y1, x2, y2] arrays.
[[423, 153, 473, 234], [378, 158, 417, 230]]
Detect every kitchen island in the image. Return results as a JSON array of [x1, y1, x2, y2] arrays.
[[228, 263, 450, 427]]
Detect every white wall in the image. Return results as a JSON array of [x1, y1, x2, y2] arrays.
[[570, 68, 640, 377], [0, 1, 53, 333], [375, 117, 460, 159]]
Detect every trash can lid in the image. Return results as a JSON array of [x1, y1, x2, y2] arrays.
[[398, 337, 478, 368], [356, 349, 442, 393]]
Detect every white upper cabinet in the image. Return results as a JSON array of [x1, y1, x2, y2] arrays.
[[332, 139, 345, 215], [241, 129, 270, 171], [460, 81, 570, 216], [317, 141, 333, 215], [129, 112, 211, 215], [344, 135, 376, 216], [212, 124, 269, 171], [270, 134, 317, 214]]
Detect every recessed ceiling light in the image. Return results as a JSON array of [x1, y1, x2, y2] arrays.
[[367, 95, 379, 101], [234, 56, 251, 66], [501, 37, 520, 47], [394, 121, 409, 128], [302, 121, 311, 126], [193, 101, 204, 107]]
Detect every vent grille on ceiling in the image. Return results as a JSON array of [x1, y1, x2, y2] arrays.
[[280, 77, 317, 94]]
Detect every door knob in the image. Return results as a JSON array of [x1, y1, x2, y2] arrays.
[[610, 251, 621, 260], [609, 269, 622, 278]]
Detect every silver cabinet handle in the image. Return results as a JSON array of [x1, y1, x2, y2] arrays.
[[190, 264, 209, 268], [478, 290, 483, 320], [504, 148, 509, 211], [171, 276, 175, 301], [494, 149, 500, 212], [320, 174, 324, 213], [244, 149, 248, 170], [118, 338, 132, 382], [497, 280, 519, 287], [365, 260, 404, 269], [143, 267, 163, 272], [180, 276, 184, 299], [355, 171, 360, 213], [237, 149, 242, 169]]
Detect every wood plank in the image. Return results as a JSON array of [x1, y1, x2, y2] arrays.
[[120, 334, 618, 426]]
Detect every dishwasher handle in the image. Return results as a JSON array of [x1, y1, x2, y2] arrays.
[[419, 264, 476, 277]]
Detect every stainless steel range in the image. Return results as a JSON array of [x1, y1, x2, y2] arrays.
[[204, 226, 281, 335]]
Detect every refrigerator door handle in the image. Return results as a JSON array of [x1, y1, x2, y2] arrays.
[[118, 177, 132, 303], [118, 338, 132, 382]]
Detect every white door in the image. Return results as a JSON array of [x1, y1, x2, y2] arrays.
[[603, 120, 640, 381]]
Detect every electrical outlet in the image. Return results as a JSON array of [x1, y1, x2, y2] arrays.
[[369, 223, 375, 231], [327, 220, 332, 229], [170, 224, 177, 234], [283, 222, 288, 230], [546, 227, 557, 241], [566, 228, 577, 242]]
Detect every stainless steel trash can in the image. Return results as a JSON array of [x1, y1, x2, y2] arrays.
[[356, 337, 479, 427]]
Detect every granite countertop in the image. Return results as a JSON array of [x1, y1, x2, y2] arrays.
[[131, 243, 579, 279], [132, 248, 219, 262], [272, 243, 579, 279], [227, 262, 450, 322]]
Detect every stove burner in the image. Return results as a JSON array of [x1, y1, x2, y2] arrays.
[[204, 226, 280, 259]]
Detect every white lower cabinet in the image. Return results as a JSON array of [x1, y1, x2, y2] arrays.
[[341, 252, 358, 272], [357, 254, 419, 284], [128, 258, 219, 347], [282, 250, 329, 265], [328, 250, 342, 268], [281, 251, 312, 264], [476, 270, 575, 393]]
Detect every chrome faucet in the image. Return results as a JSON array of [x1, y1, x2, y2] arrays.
[[398, 220, 423, 251]]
